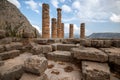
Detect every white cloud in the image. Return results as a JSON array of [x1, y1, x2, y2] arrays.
[[51, 0, 59, 8], [72, 0, 80, 10], [32, 25, 41, 33], [24, 0, 40, 13], [8, 0, 21, 8], [62, 5, 72, 13], [110, 14, 120, 22]]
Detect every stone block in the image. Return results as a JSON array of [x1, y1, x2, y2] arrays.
[[5, 42, 23, 51], [100, 48, 120, 72], [20, 73, 48, 80], [112, 40, 120, 47], [23, 55, 48, 76], [0, 30, 6, 39], [62, 38, 80, 44], [0, 45, 5, 53], [82, 61, 110, 80], [0, 50, 20, 60], [33, 38, 48, 45], [71, 48, 108, 62], [42, 45, 52, 53], [0, 37, 12, 44], [0, 65, 24, 80], [57, 44, 79, 51], [47, 51, 73, 62], [80, 39, 91, 47], [0, 61, 4, 66], [47, 39, 61, 44]]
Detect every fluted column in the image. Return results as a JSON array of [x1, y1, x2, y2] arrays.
[[57, 8, 62, 38], [80, 23, 85, 38], [61, 23, 64, 38], [69, 24, 74, 38], [42, 3, 50, 38], [51, 18, 57, 38]]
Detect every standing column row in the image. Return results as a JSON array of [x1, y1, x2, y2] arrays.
[[42, 3, 50, 38], [69, 24, 74, 38]]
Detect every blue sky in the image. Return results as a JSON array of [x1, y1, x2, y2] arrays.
[[8, 0, 120, 36]]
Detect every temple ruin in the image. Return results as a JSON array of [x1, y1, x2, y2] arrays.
[[0, 1, 120, 80]]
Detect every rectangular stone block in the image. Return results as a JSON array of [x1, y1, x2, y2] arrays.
[[47, 51, 73, 62], [71, 48, 108, 62], [5, 42, 23, 51], [0, 65, 24, 80], [0, 50, 20, 60], [100, 48, 120, 72], [33, 38, 48, 45], [82, 61, 110, 80], [23, 55, 48, 76], [0, 45, 5, 53], [57, 44, 79, 51]]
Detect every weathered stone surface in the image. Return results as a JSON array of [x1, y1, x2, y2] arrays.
[[0, 45, 5, 53], [0, 65, 24, 80], [20, 73, 48, 80], [112, 40, 120, 47], [0, 52, 32, 80], [42, 45, 52, 53], [47, 39, 61, 44], [82, 61, 110, 80], [0, 0, 40, 38], [24, 55, 48, 75], [0, 61, 4, 66], [80, 39, 91, 47], [33, 38, 48, 45], [31, 43, 52, 54], [57, 44, 79, 51], [0, 30, 6, 39], [47, 51, 73, 62], [51, 43, 61, 51], [51, 18, 57, 38], [71, 48, 108, 62], [0, 50, 20, 60], [63, 38, 80, 44], [0, 37, 13, 44], [100, 48, 120, 65], [5, 42, 23, 51]]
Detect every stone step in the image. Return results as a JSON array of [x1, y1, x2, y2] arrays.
[[82, 61, 110, 80], [100, 48, 120, 72], [47, 51, 73, 62], [0, 50, 20, 60], [71, 47, 108, 62], [5, 42, 23, 51], [0, 52, 32, 80], [56, 44, 79, 51], [20, 73, 48, 80]]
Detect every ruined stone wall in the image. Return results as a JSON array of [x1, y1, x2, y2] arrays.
[[42, 3, 50, 38], [69, 24, 74, 38], [51, 18, 57, 38], [80, 23, 85, 38]]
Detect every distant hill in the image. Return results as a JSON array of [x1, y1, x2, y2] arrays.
[[88, 33, 120, 39]]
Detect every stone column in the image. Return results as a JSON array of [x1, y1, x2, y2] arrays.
[[42, 3, 50, 38], [80, 23, 85, 38], [57, 8, 62, 38], [69, 24, 74, 38], [61, 23, 64, 38], [51, 18, 57, 38]]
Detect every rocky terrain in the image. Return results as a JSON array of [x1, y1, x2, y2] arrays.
[[0, 0, 40, 38]]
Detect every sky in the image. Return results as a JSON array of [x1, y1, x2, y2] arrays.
[[8, 0, 120, 36]]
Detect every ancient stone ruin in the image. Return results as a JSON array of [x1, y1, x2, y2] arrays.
[[0, 1, 120, 80]]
